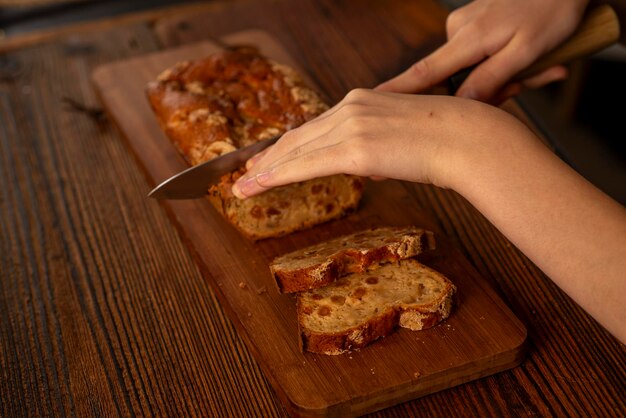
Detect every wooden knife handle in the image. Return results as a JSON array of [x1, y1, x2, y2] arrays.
[[449, 3, 621, 92]]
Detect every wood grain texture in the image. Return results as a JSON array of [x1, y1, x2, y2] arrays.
[[1, 0, 624, 417], [0, 21, 283, 418]]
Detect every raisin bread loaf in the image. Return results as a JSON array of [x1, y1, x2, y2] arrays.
[[297, 260, 456, 355], [270, 227, 435, 293], [146, 47, 363, 240]]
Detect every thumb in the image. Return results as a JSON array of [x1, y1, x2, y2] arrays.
[[375, 36, 482, 93]]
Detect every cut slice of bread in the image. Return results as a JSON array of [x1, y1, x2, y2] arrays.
[[270, 227, 435, 293], [208, 168, 363, 241], [297, 260, 456, 355]]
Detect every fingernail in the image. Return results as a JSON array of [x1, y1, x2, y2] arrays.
[[373, 82, 387, 91], [232, 175, 252, 199], [231, 182, 247, 199], [246, 154, 261, 170], [232, 171, 271, 199], [255, 171, 271, 185]]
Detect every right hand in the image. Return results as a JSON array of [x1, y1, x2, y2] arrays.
[[376, 0, 589, 104]]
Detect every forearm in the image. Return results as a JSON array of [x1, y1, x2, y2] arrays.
[[449, 115, 626, 342]]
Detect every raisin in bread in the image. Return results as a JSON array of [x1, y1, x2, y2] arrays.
[[146, 47, 363, 240], [297, 260, 456, 355], [270, 227, 435, 293]]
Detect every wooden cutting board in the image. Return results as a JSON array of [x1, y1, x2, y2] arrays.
[[92, 30, 527, 417]]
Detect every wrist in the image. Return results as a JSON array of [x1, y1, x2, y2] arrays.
[[439, 102, 540, 196], [428, 100, 498, 191]]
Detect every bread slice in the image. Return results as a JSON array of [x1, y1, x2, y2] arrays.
[[270, 227, 435, 293], [209, 168, 363, 240], [297, 260, 456, 355], [145, 48, 364, 240]]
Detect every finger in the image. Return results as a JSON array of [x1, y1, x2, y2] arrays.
[[245, 146, 271, 170], [242, 90, 379, 179], [232, 143, 349, 198], [487, 66, 568, 105], [246, 120, 348, 184], [489, 82, 524, 106], [243, 114, 338, 177], [445, 3, 480, 39], [456, 36, 540, 101], [374, 32, 486, 93], [520, 65, 568, 89], [248, 101, 345, 171]]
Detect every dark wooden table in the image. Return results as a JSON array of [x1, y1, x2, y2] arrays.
[[1, 0, 624, 416]]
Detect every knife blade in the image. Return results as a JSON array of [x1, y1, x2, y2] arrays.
[[148, 135, 280, 199]]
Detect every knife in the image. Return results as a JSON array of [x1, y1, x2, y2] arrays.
[[148, 135, 280, 199], [149, 4, 619, 200]]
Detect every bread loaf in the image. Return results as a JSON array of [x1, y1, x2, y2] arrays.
[[297, 260, 456, 355], [146, 47, 363, 240], [270, 227, 435, 293]]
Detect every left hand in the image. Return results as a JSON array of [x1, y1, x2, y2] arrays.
[[231, 88, 522, 198]]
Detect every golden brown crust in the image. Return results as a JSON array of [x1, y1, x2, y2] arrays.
[[271, 227, 435, 293], [298, 305, 400, 355], [146, 48, 329, 157], [147, 81, 237, 165]]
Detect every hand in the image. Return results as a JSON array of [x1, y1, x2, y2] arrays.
[[376, 0, 589, 104], [231, 88, 525, 198]]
